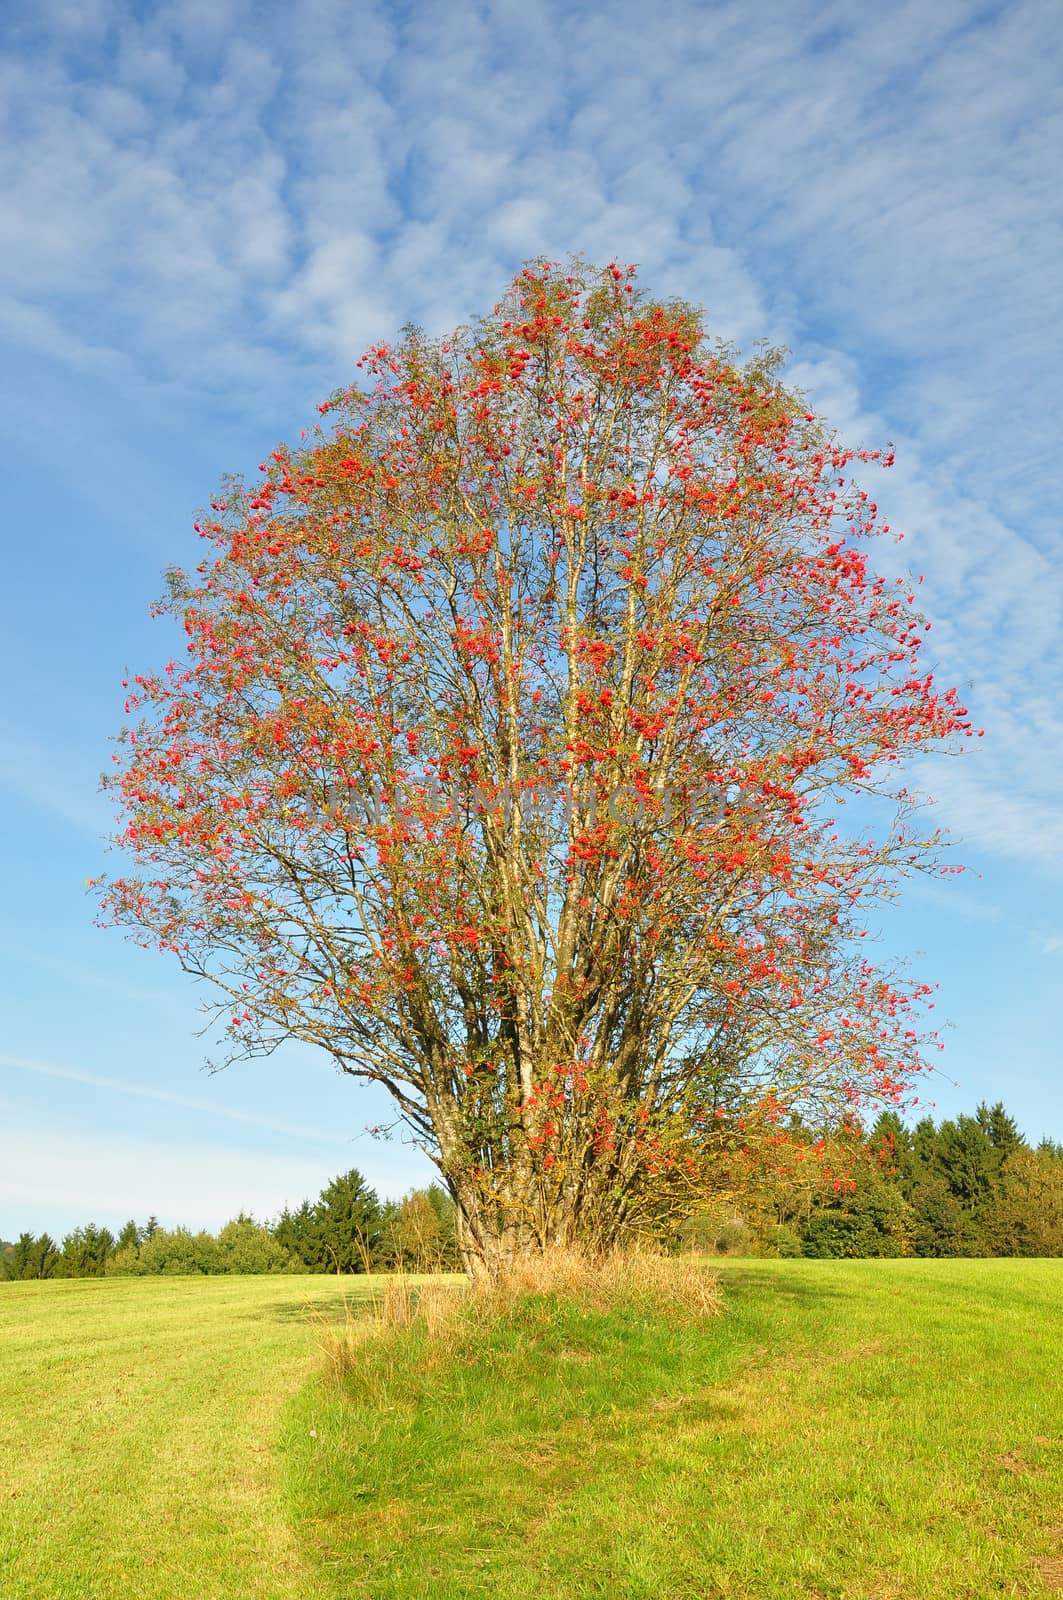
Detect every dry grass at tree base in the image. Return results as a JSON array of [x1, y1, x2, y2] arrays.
[[474, 1246, 722, 1317], [317, 1248, 722, 1385]]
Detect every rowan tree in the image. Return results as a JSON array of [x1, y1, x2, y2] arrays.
[[97, 258, 975, 1275]]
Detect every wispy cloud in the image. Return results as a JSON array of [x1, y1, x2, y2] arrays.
[[0, 1051, 351, 1146], [0, 940, 187, 1013], [0, 0, 1060, 881], [0, 1118, 377, 1234], [0, 717, 111, 836]]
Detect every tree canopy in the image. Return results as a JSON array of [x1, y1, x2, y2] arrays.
[[97, 258, 975, 1273]]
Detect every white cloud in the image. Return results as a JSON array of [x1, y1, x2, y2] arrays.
[[0, 0, 1059, 874], [0, 1119, 375, 1233], [0, 943, 187, 1013], [0, 1052, 359, 1143], [0, 717, 111, 836], [916, 765, 1063, 873], [0, 1053, 437, 1231]]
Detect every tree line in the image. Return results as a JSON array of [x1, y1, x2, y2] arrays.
[[682, 1101, 1063, 1259], [0, 1172, 460, 1281], [5, 1099, 1061, 1279]]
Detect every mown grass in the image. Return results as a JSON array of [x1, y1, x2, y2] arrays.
[[282, 1259, 1063, 1600], [2, 1262, 1061, 1599], [0, 1273, 403, 1599]]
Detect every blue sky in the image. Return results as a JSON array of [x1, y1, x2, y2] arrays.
[[1, 0, 1060, 1239]]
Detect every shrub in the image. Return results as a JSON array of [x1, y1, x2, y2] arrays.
[[216, 1215, 295, 1274], [104, 1246, 142, 1277], [765, 1224, 804, 1258], [134, 1227, 222, 1275], [678, 1210, 753, 1256], [801, 1178, 914, 1258]]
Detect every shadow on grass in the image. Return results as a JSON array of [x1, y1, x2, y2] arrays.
[[263, 1293, 376, 1325], [712, 1260, 858, 1309], [262, 1278, 466, 1326]]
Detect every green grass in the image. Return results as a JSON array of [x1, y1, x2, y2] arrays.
[[2, 1263, 1061, 1599], [282, 1259, 1063, 1599], [0, 1273, 386, 1599]]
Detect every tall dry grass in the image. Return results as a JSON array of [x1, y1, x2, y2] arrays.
[[317, 1275, 464, 1386], [318, 1250, 720, 1387], [475, 1246, 721, 1319]]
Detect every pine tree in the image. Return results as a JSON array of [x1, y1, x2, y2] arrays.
[[314, 1171, 383, 1273], [116, 1219, 141, 1253], [976, 1101, 1024, 1156]]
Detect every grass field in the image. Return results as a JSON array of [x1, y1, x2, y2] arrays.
[[2, 1262, 1061, 1599], [0, 1274, 372, 1600]]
